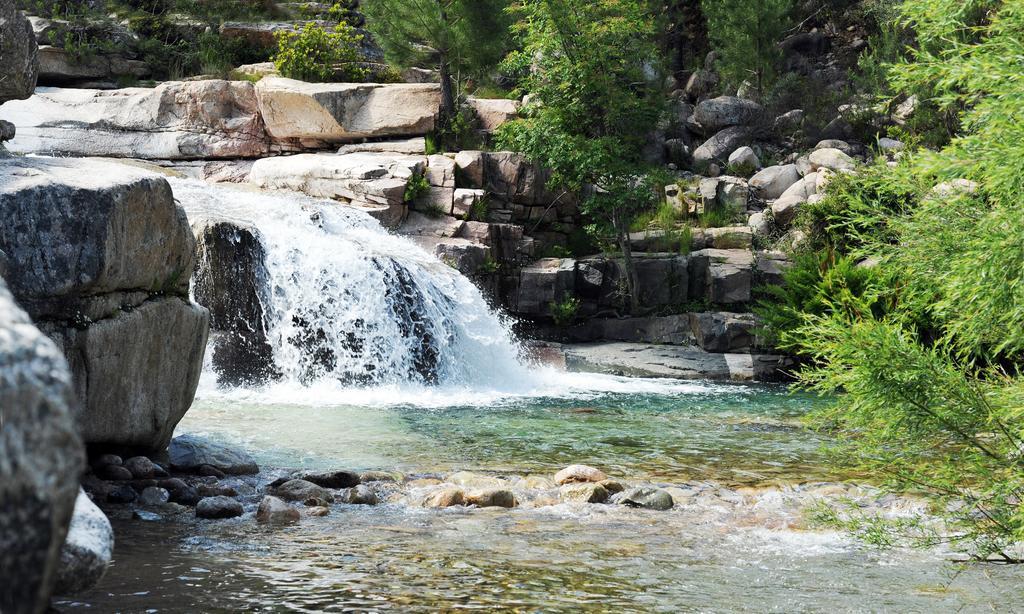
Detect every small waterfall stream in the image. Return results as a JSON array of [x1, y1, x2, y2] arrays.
[[173, 179, 531, 391], [175, 179, 711, 406]]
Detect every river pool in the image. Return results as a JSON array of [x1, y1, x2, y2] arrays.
[[60, 377, 1024, 612]]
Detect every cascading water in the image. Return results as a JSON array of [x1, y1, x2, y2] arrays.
[[173, 179, 531, 390], [175, 179, 712, 406]]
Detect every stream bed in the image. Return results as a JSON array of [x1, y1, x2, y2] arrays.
[[62, 378, 1024, 612]]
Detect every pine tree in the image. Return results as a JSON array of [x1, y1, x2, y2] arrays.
[[361, 0, 512, 128], [496, 0, 665, 315], [701, 0, 792, 97]]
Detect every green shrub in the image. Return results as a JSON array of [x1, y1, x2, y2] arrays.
[[550, 296, 581, 327], [273, 22, 367, 83], [403, 173, 430, 203], [761, 0, 1024, 562]]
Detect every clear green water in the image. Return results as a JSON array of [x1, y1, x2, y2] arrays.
[[61, 383, 1024, 612]]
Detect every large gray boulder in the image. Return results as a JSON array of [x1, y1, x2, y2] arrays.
[[693, 126, 752, 168], [749, 164, 801, 200], [2, 81, 271, 159], [0, 0, 38, 105], [41, 298, 209, 450], [693, 96, 763, 134], [0, 158, 194, 313], [0, 277, 84, 614], [54, 489, 113, 596], [0, 157, 210, 452], [254, 76, 440, 146]]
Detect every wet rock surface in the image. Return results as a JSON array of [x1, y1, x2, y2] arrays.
[[169, 434, 260, 476]]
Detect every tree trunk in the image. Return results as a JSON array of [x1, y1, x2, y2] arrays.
[[615, 213, 641, 315], [438, 57, 456, 130]]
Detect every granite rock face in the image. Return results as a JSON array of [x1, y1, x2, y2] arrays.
[[2, 81, 270, 159], [0, 157, 209, 452], [0, 277, 84, 614], [191, 219, 277, 386], [0, 0, 38, 105]]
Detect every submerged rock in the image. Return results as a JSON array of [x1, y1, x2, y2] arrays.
[[554, 464, 608, 485], [139, 487, 170, 507], [559, 483, 610, 504], [465, 489, 517, 508], [256, 496, 300, 524], [195, 496, 244, 520], [123, 456, 157, 479], [421, 487, 466, 508], [271, 479, 335, 504], [54, 490, 114, 596], [294, 470, 361, 489], [339, 485, 378, 506], [614, 487, 674, 511], [169, 434, 259, 476]]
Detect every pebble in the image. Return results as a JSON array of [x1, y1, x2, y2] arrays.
[[598, 479, 625, 494], [554, 465, 608, 485], [614, 487, 674, 511], [294, 470, 360, 489], [195, 496, 243, 519], [306, 506, 330, 517], [132, 510, 162, 522], [465, 488, 517, 508], [93, 454, 122, 468], [559, 483, 609, 504], [139, 487, 170, 506], [360, 470, 402, 483], [272, 479, 335, 504], [198, 484, 238, 498], [256, 496, 300, 524], [339, 485, 378, 506], [124, 456, 157, 479], [106, 484, 137, 504], [98, 464, 133, 481], [421, 486, 465, 508]]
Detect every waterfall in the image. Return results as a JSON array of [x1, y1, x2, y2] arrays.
[[174, 178, 714, 407], [172, 179, 530, 391]]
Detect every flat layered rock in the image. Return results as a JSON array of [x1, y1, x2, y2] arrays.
[[562, 342, 791, 381], [249, 152, 423, 228], [2, 81, 270, 159], [255, 76, 439, 146]]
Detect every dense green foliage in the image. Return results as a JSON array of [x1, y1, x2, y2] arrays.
[[701, 0, 792, 97], [496, 0, 665, 313], [759, 0, 1024, 561], [361, 0, 513, 128], [273, 22, 367, 82]]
